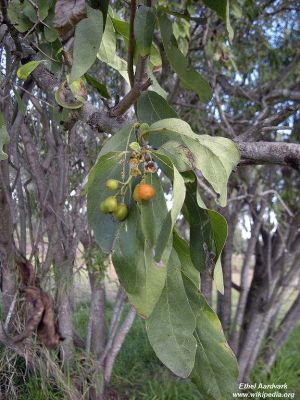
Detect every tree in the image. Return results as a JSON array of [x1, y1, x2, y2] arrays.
[[0, 0, 300, 399]]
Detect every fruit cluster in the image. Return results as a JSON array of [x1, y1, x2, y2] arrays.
[[100, 179, 156, 222]]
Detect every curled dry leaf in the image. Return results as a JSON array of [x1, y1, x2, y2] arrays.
[[13, 286, 62, 349], [53, 0, 87, 39]]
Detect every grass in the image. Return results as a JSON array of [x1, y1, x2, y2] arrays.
[[251, 325, 300, 395], [1, 301, 300, 399]]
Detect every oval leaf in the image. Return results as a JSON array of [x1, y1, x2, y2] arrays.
[[70, 7, 103, 83], [183, 275, 238, 399], [137, 91, 178, 125], [17, 60, 43, 80], [146, 250, 197, 378], [87, 152, 126, 253], [158, 14, 212, 103], [134, 5, 156, 56]]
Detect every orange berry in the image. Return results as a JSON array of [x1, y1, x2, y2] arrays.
[[133, 183, 156, 202]]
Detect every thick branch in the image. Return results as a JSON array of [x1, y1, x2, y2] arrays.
[[237, 141, 300, 171]]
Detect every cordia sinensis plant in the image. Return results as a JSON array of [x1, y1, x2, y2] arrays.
[[5, 0, 241, 398]]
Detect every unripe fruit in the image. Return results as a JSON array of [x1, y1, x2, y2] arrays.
[[100, 196, 118, 213], [139, 123, 149, 133], [133, 183, 156, 202], [113, 203, 129, 221], [106, 179, 119, 191], [100, 201, 109, 213]]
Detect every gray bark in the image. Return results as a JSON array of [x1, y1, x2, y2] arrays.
[[230, 206, 265, 353]]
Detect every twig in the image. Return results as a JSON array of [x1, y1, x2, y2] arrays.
[[127, 0, 137, 87]]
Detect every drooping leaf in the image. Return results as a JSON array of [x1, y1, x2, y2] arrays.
[[98, 16, 129, 81], [202, 0, 226, 18], [173, 232, 200, 288], [95, 0, 109, 28], [158, 14, 212, 103], [87, 152, 126, 253], [0, 113, 10, 161], [139, 173, 170, 266], [137, 91, 178, 125], [85, 74, 110, 98], [182, 275, 238, 399], [17, 60, 43, 81], [53, 0, 87, 38], [147, 118, 240, 206], [203, 0, 234, 41], [134, 6, 156, 56], [112, 17, 162, 68], [147, 67, 168, 98], [146, 250, 197, 378], [151, 152, 186, 263], [70, 6, 103, 83], [113, 209, 167, 318], [185, 183, 228, 293]]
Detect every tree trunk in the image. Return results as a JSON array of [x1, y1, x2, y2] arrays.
[[230, 207, 265, 353], [88, 276, 106, 358], [56, 261, 74, 362], [0, 161, 16, 322]]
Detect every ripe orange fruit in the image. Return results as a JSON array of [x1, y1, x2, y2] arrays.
[[106, 179, 119, 191], [133, 183, 156, 202], [100, 196, 118, 213], [113, 203, 129, 221]]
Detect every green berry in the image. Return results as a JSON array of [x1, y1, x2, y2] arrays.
[[113, 203, 129, 221], [106, 179, 119, 191]]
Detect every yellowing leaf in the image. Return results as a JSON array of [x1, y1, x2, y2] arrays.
[[17, 60, 43, 80]]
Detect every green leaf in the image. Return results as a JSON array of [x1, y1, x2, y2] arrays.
[[97, 0, 109, 27], [12, 88, 26, 114], [99, 125, 136, 157], [146, 249, 197, 378], [85, 73, 110, 98], [183, 275, 238, 399], [134, 6, 156, 56], [139, 174, 171, 266], [98, 16, 129, 81], [44, 22, 59, 43], [203, 0, 234, 41], [202, 0, 226, 18], [87, 152, 126, 253], [113, 218, 167, 318], [137, 91, 178, 125], [0, 113, 9, 161], [173, 232, 200, 288], [17, 60, 43, 80], [70, 7, 103, 83], [7, 0, 33, 32], [185, 184, 228, 293], [23, 0, 49, 23], [158, 14, 212, 103], [112, 17, 162, 68], [147, 118, 240, 206], [151, 152, 186, 263]]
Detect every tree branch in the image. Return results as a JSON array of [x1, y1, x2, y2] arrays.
[[236, 141, 300, 171]]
